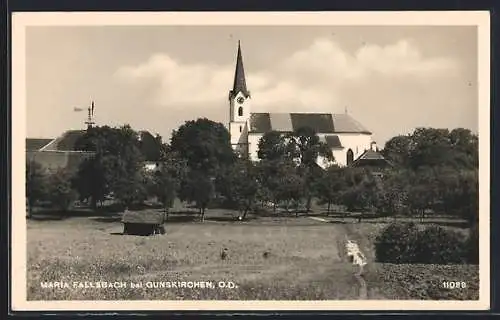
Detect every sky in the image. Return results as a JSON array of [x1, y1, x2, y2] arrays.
[[25, 25, 478, 146]]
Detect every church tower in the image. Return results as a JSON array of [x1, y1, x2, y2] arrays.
[[228, 40, 251, 157]]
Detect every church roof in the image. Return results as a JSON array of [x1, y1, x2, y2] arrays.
[[229, 41, 250, 100], [26, 138, 53, 151], [248, 112, 371, 135], [320, 135, 343, 149]]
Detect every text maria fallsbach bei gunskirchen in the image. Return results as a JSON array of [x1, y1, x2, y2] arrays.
[[40, 280, 238, 289]]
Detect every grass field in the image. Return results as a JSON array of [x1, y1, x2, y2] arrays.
[[27, 208, 479, 301]]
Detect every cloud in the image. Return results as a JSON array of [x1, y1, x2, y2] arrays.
[[114, 37, 459, 113]]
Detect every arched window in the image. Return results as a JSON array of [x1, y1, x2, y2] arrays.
[[347, 149, 354, 166], [238, 106, 243, 117]]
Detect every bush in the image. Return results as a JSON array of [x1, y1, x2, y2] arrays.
[[464, 224, 479, 264], [412, 225, 467, 264], [375, 222, 469, 264], [46, 169, 78, 212], [374, 222, 420, 263]]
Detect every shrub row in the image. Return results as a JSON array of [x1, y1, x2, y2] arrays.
[[374, 222, 478, 264]]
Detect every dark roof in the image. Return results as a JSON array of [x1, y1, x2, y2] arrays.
[[229, 41, 250, 100], [350, 149, 392, 168], [26, 150, 95, 173], [249, 113, 272, 132], [290, 113, 335, 133], [138, 131, 162, 161], [248, 112, 371, 135], [41, 130, 86, 151], [26, 138, 53, 151], [321, 135, 343, 149], [122, 210, 164, 224]]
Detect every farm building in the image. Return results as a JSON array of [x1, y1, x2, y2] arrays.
[[121, 209, 166, 236], [349, 146, 393, 170], [26, 127, 162, 174], [26, 130, 95, 174]]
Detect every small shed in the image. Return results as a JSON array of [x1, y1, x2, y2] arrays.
[[121, 210, 166, 236]]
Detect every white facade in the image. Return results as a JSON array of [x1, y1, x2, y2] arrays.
[[247, 132, 372, 168], [229, 91, 251, 156], [226, 41, 373, 167]]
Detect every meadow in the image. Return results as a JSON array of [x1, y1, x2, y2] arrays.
[[27, 206, 479, 301]]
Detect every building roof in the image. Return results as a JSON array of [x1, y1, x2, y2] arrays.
[[229, 41, 250, 100], [26, 138, 53, 151], [249, 112, 371, 135], [350, 149, 393, 168], [26, 150, 95, 173], [122, 210, 164, 224], [320, 135, 343, 149], [40, 130, 86, 151]]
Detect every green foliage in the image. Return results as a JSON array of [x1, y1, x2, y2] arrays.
[[179, 170, 216, 221], [170, 118, 236, 176], [113, 170, 148, 208], [219, 159, 261, 219], [382, 127, 478, 170], [412, 225, 467, 264], [151, 154, 185, 215], [375, 222, 469, 264], [73, 125, 145, 209], [374, 222, 420, 263], [26, 160, 49, 216], [464, 224, 479, 264], [257, 131, 290, 161], [313, 165, 345, 214], [46, 169, 78, 212]]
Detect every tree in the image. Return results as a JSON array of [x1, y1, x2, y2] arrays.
[[409, 128, 453, 169], [46, 169, 78, 212], [220, 159, 261, 220], [73, 125, 146, 209], [26, 160, 48, 218], [314, 165, 344, 215], [151, 153, 187, 220], [273, 163, 305, 217], [256, 158, 296, 213], [257, 131, 291, 161], [288, 126, 334, 212], [73, 154, 110, 209], [179, 170, 215, 222], [170, 118, 236, 176], [113, 170, 148, 208], [376, 169, 410, 219], [405, 167, 440, 222], [382, 135, 412, 167]]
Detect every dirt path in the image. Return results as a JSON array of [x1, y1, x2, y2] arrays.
[[311, 217, 369, 300]]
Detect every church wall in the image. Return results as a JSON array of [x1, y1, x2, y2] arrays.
[[248, 133, 263, 161], [335, 133, 372, 166]]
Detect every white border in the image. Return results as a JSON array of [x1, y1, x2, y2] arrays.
[[11, 11, 491, 311]]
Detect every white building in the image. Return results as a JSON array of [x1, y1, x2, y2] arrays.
[[227, 41, 375, 168]]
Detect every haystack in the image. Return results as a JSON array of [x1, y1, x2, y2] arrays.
[[121, 210, 165, 236]]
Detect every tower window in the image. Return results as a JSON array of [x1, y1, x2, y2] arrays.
[[238, 106, 243, 117], [239, 126, 242, 132]]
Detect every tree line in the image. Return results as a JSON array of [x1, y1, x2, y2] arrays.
[[26, 119, 478, 226]]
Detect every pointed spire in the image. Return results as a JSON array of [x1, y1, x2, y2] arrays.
[[230, 40, 250, 99]]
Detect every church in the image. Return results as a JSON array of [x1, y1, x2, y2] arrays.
[[227, 41, 378, 168]]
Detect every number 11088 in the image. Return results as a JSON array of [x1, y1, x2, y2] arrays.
[[442, 281, 467, 289]]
